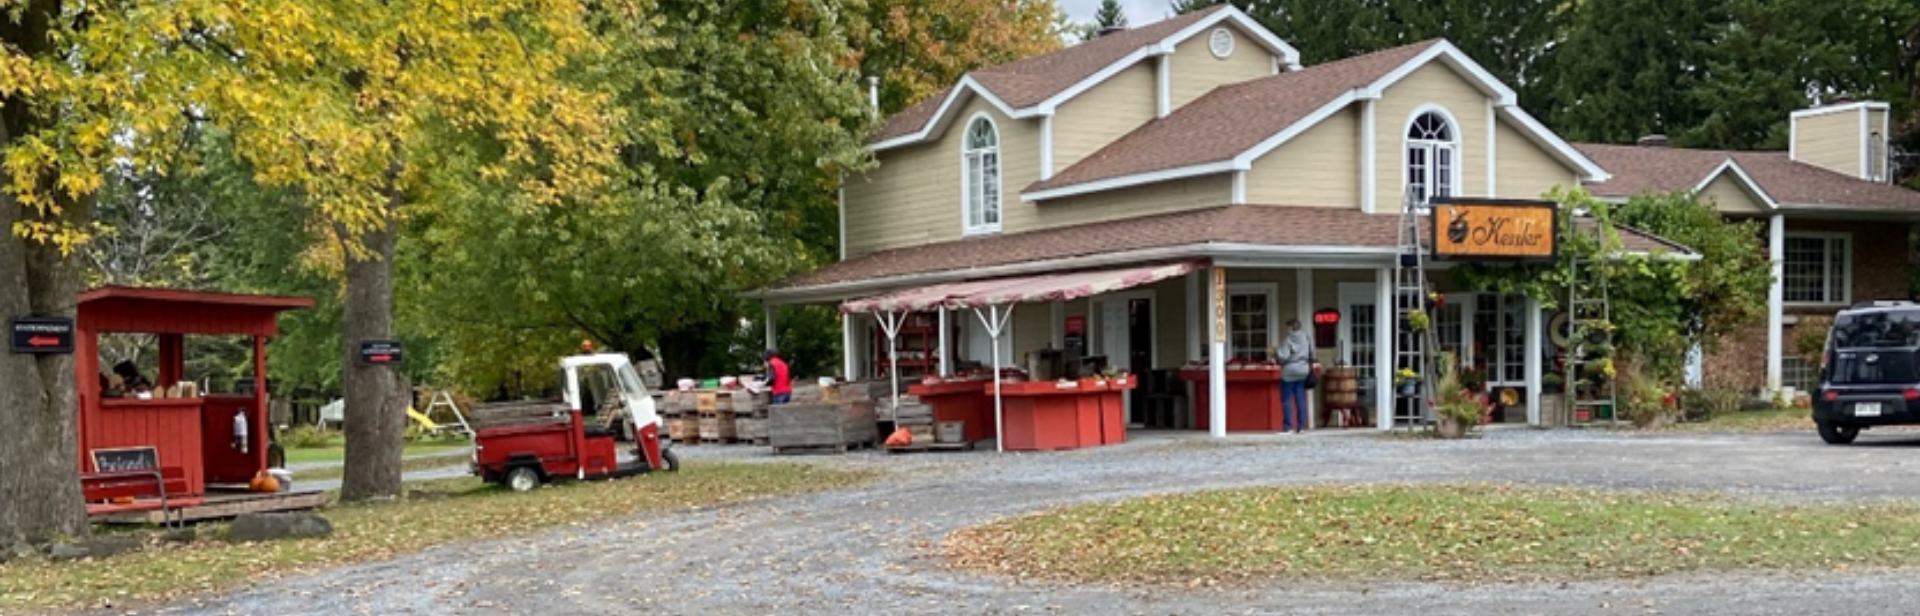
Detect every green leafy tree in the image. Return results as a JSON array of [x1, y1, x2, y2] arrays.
[[854, 0, 1065, 114], [403, 0, 874, 395], [1186, 0, 1567, 115]]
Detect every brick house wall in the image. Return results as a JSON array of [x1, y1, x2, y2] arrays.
[[1701, 218, 1913, 393]]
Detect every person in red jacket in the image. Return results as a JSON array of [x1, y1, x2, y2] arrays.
[[765, 349, 792, 404]]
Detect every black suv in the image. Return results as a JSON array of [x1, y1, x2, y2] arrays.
[[1813, 301, 1920, 444]]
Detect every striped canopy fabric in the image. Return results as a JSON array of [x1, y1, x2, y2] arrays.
[[838, 261, 1205, 314]]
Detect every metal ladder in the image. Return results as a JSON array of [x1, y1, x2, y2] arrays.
[[1565, 219, 1617, 426], [1393, 188, 1441, 428]]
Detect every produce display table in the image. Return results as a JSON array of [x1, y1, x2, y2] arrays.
[[907, 380, 996, 441], [1178, 367, 1282, 432], [995, 379, 1136, 451]]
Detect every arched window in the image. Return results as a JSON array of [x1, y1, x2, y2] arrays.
[[964, 116, 1001, 234], [1404, 110, 1457, 208]]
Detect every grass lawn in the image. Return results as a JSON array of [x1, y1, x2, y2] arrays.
[[0, 462, 875, 613], [290, 453, 473, 483], [283, 440, 470, 466], [946, 484, 1920, 587]]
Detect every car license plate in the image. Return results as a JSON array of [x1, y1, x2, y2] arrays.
[[1855, 402, 1883, 417]]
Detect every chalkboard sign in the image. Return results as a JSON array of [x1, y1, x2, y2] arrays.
[[357, 340, 404, 365], [91, 446, 158, 473]]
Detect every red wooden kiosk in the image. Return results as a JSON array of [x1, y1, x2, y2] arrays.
[[906, 379, 996, 442], [996, 377, 1134, 451], [75, 286, 324, 523], [1179, 365, 1282, 432]]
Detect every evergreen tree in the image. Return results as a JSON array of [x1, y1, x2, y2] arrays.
[[1096, 0, 1130, 30]]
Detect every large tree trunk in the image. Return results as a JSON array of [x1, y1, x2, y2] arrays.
[[339, 198, 409, 501], [0, 174, 89, 543]]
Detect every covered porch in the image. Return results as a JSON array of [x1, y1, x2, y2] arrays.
[[757, 206, 1701, 438]]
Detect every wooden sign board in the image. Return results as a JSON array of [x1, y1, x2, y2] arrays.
[[10, 317, 73, 354], [91, 446, 158, 473], [1211, 268, 1226, 343], [1429, 198, 1558, 261]]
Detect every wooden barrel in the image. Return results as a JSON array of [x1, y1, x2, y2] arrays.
[[1323, 367, 1359, 409]]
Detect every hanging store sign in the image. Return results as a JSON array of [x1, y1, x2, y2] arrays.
[[10, 317, 74, 354], [1429, 198, 1558, 261]]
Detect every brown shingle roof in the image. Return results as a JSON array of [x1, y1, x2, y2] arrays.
[[1025, 41, 1441, 194], [868, 5, 1231, 145], [775, 205, 1688, 291], [1579, 144, 1920, 212]]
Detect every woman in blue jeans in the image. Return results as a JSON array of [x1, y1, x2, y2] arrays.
[[1276, 319, 1312, 433]]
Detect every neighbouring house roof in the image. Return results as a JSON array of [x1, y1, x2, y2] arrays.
[[765, 206, 1690, 300], [1578, 144, 1920, 213], [1024, 41, 1440, 197], [867, 5, 1300, 149]]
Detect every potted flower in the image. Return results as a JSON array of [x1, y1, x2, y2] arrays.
[[1405, 310, 1430, 332], [1393, 367, 1420, 397]]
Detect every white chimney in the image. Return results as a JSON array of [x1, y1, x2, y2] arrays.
[[1790, 100, 1891, 183]]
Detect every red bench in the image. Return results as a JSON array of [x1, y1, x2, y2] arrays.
[[81, 467, 188, 524]]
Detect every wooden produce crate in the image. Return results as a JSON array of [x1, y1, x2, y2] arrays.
[[667, 416, 701, 444], [698, 412, 738, 443], [769, 402, 877, 455], [737, 417, 765, 442]]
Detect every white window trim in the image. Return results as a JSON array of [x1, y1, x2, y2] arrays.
[[1782, 231, 1853, 306], [960, 113, 1003, 236], [1226, 283, 1279, 361], [1402, 104, 1463, 211]]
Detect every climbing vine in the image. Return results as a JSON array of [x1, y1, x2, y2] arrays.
[[1451, 187, 1708, 385]]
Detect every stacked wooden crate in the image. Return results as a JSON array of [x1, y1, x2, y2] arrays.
[[660, 391, 700, 445], [698, 390, 738, 443], [732, 390, 770, 445]]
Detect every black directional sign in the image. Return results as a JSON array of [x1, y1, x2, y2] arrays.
[[357, 340, 404, 365], [10, 317, 74, 354]]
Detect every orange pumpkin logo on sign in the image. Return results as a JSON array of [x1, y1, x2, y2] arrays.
[[1429, 199, 1557, 260]]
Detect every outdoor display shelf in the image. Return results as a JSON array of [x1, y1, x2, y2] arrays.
[[1179, 366, 1283, 432], [996, 378, 1134, 451], [906, 379, 996, 442]]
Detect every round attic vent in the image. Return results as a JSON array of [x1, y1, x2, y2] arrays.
[[1209, 28, 1235, 59]]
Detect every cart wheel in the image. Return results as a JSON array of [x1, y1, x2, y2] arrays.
[[661, 449, 680, 473], [505, 466, 541, 492]]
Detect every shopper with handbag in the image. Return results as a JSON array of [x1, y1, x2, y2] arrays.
[[1277, 319, 1313, 434]]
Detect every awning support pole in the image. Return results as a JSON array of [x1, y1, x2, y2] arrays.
[[974, 304, 1015, 453], [875, 311, 906, 422]]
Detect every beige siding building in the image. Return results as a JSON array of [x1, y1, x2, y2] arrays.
[[764, 5, 1920, 439]]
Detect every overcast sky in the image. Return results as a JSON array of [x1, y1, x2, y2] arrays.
[[1058, 0, 1180, 26]]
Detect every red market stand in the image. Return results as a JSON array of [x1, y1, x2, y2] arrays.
[[74, 286, 326, 523], [996, 378, 1134, 451], [907, 379, 997, 442], [1179, 367, 1282, 432]]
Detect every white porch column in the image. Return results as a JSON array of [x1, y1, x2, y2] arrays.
[[938, 309, 952, 376], [1187, 271, 1202, 361], [1767, 213, 1786, 393], [1297, 268, 1315, 427], [1525, 296, 1543, 426], [1208, 266, 1228, 438], [763, 303, 779, 352], [1050, 301, 1065, 349], [1374, 268, 1393, 429], [841, 313, 857, 379]]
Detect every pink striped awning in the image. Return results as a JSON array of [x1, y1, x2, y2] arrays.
[[838, 261, 1205, 314]]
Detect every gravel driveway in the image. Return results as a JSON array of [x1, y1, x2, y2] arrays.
[[109, 428, 1920, 616]]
